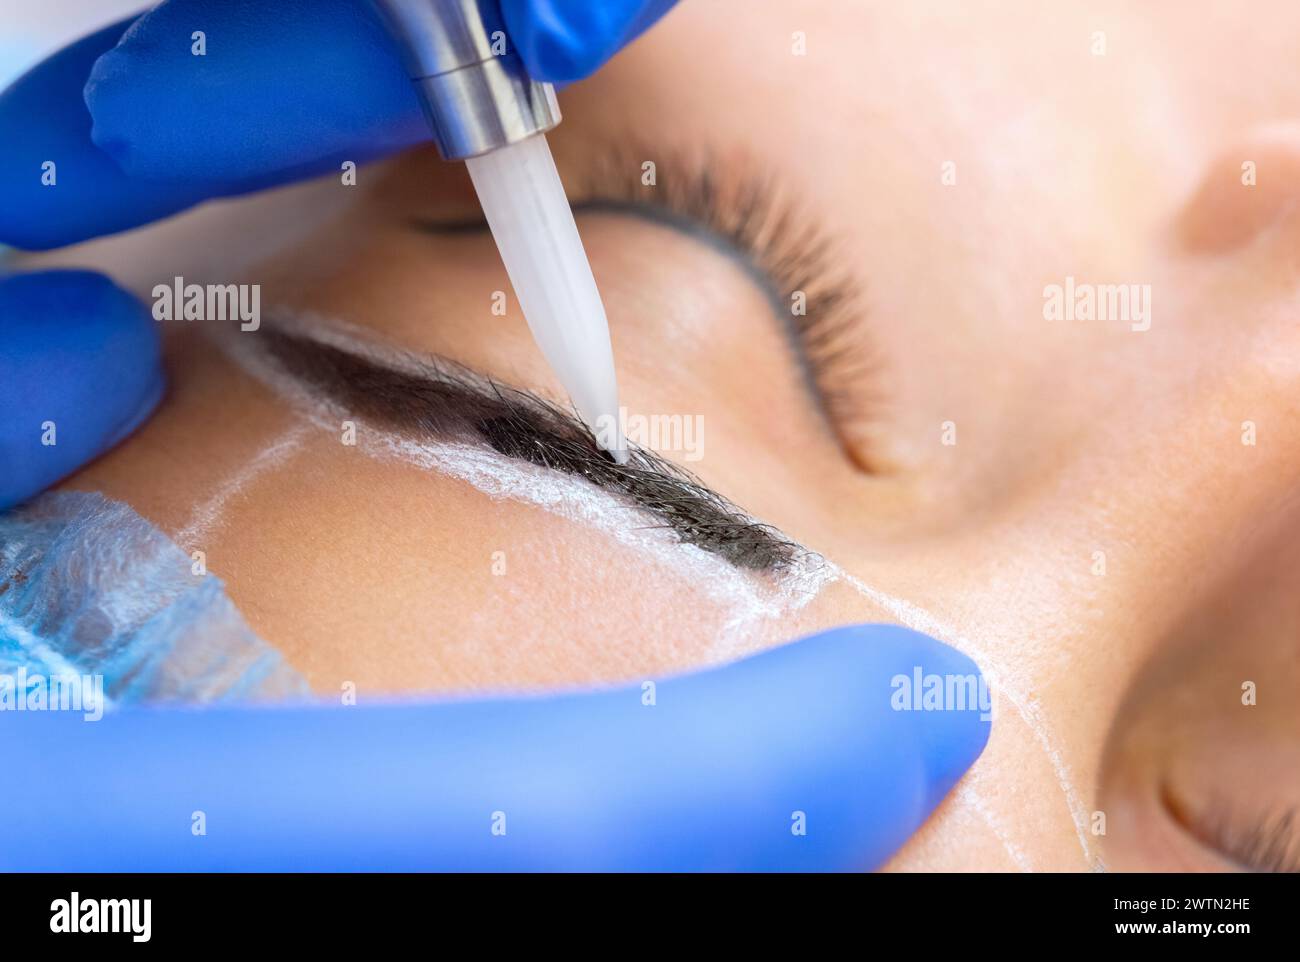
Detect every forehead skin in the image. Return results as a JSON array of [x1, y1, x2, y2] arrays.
[[42, 0, 1300, 871]]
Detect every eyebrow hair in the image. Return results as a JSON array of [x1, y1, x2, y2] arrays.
[[257, 326, 802, 573]]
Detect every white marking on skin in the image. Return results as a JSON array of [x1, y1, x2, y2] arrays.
[[825, 570, 1094, 864], [956, 779, 1034, 872], [175, 425, 309, 549]]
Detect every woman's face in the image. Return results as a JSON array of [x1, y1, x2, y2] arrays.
[[51, 0, 1300, 872]]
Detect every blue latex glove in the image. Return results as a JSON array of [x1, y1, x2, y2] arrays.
[[501, 0, 680, 84], [0, 0, 680, 507], [1, 625, 989, 871]]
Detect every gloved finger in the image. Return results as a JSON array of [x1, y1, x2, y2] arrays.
[[83, 0, 679, 186], [0, 0, 676, 250], [0, 4, 426, 250], [501, 0, 679, 84], [0, 19, 229, 250], [84, 0, 429, 188], [0, 271, 164, 509], [0, 624, 990, 871]]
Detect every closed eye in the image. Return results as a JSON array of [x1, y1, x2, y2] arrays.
[[413, 142, 882, 473], [1163, 783, 1300, 873]]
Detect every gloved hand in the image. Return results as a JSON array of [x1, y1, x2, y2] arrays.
[[0, 0, 679, 508], [0, 1, 992, 871], [3, 624, 989, 871]]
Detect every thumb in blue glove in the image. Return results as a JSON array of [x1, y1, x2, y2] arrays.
[[1, 624, 990, 871], [0, 0, 680, 250]]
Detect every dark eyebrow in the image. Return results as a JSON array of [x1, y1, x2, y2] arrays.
[[256, 324, 803, 573]]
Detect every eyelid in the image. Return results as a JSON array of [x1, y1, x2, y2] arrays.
[[568, 145, 881, 474], [1207, 807, 1300, 872], [1163, 783, 1300, 872], [412, 146, 882, 474]]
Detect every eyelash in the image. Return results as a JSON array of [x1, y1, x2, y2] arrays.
[[568, 146, 881, 471], [1165, 784, 1300, 872], [1205, 802, 1300, 873]]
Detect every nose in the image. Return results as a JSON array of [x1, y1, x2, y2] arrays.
[[881, 126, 1300, 870]]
